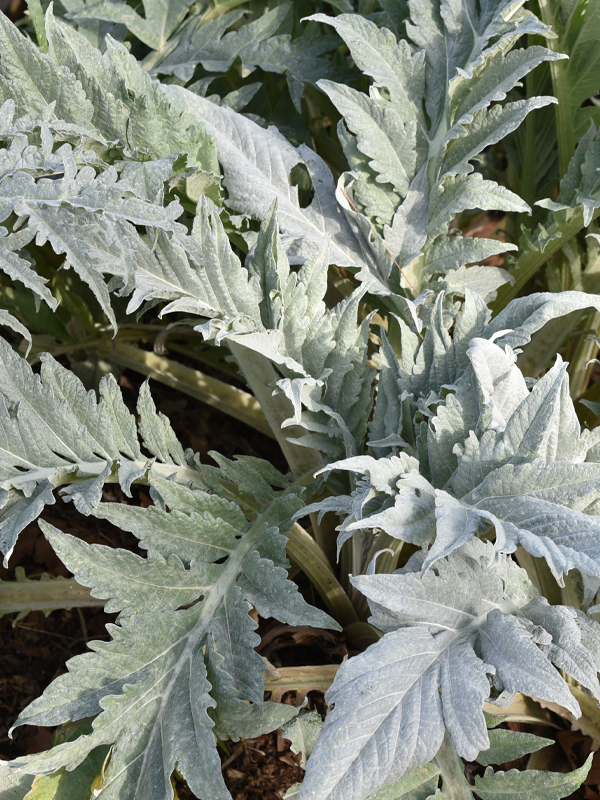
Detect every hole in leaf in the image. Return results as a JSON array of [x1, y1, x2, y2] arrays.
[[289, 163, 315, 209]]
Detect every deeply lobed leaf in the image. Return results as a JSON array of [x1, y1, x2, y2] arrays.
[[298, 540, 600, 800], [8, 458, 337, 800]]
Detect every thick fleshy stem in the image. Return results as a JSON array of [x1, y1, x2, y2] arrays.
[[434, 732, 473, 800]]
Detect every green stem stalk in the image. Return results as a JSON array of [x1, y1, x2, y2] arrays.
[[491, 208, 600, 313], [568, 311, 600, 400], [226, 342, 331, 557], [95, 340, 273, 438], [0, 577, 101, 614], [537, 0, 573, 177], [227, 342, 322, 475], [434, 732, 472, 800], [519, 72, 543, 230], [285, 523, 359, 628], [560, 571, 582, 610], [514, 548, 562, 605]]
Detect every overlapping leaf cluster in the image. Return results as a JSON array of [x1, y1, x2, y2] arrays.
[[3, 379, 336, 799], [299, 539, 600, 800], [302, 2, 563, 301], [313, 288, 600, 579], [0, 8, 221, 335], [1, 2, 600, 800], [299, 286, 600, 797], [0, 332, 210, 563], [167, 0, 570, 307], [58, 0, 351, 113]]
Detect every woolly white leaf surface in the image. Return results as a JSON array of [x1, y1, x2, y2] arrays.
[[10, 460, 336, 800], [299, 540, 600, 800]]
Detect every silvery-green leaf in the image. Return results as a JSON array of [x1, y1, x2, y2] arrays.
[[485, 291, 600, 350], [0, 337, 208, 564], [0, 107, 101, 181], [341, 472, 436, 552], [467, 337, 529, 432], [238, 549, 340, 630], [310, 1, 551, 302], [0, 225, 55, 309], [557, 120, 600, 210], [299, 540, 598, 800], [0, 12, 93, 125], [480, 611, 577, 715], [45, 13, 219, 169], [9, 463, 335, 800], [483, 711, 508, 729], [423, 236, 516, 279], [16, 612, 231, 800], [149, 10, 245, 81], [521, 596, 600, 694], [94, 496, 241, 566], [72, 0, 194, 52], [451, 289, 490, 370], [318, 81, 417, 197], [420, 491, 484, 571], [476, 729, 553, 766], [436, 264, 513, 304], [136, 380, 187, 466], [215, 700, 298, 743], [281, 711, 323, 769], [368, 327, 416, 456], [154, 200, 374, 459], [0, 128, 187, 324], [409, 291, 455, 397], [0, 765, 32, 800], [306, 13, 426, 130], [117, 156, 178, 204], [216, 82, 260, 113], [0, 310, 30, 355], [376, 0, 410, 38], [383, 165, 429, 267], [448, 47, 566, 140], [406, 0, 548, 127], [441, 97, 558, 178], [473, 755, 592, 800], [367, 763, 440, 800], [183, 4, 290, 73], [428, 379, 479, 489], [297, 627, 451, 800], [220, 204, 375, 456], [463, 460, 600, 581], [43, 10, 130, 143], [40, 521, 221, 619], [243, 34, 351, 114], [428, 174, 529, 239], [8, 207, 124, 329], [450, 351, 585, 498], [167, 88, 365, 268]]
